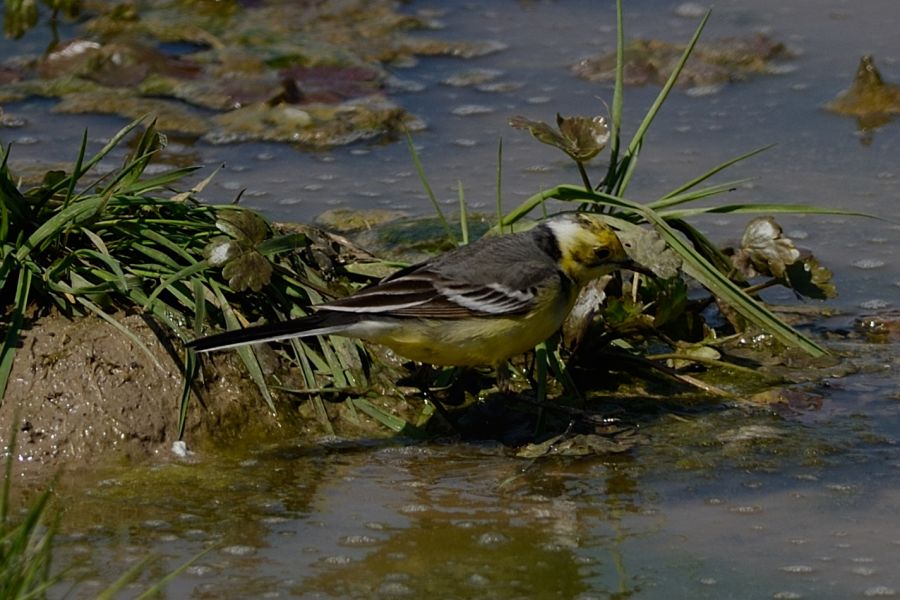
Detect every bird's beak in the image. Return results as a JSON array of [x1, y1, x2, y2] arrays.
[[615, 259, 654, 277]]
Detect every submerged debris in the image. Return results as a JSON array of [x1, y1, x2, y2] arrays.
[[572, 34, 793, 91], [0, 0, 500, 147], [825, 55, 900, 139]]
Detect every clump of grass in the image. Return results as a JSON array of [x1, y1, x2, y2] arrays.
[[0, 118, 377, 433]]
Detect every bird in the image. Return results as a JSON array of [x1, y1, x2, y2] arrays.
[[188, 212, 638, 369]]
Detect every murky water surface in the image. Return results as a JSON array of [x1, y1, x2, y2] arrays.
[[3, 0, 900, 597]]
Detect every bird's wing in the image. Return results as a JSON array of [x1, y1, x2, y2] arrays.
[[318, 269, 540, 318]]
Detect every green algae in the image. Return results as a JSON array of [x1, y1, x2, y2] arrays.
[[0, 0, 501, 147], [826, 55, 900, 137], [572, 33, 793, 91]]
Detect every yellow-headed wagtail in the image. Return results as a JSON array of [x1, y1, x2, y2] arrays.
[[188, 213, 639, 367]]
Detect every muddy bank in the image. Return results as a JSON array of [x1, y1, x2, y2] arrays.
[[2, 311, 295, 474]]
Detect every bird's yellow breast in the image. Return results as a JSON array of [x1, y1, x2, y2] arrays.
[[359, 286, 575, 367]]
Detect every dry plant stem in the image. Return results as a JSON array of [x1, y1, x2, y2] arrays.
[[606, 352, 730, 397], [643, 352, 776, 380], [742, 278, 781, 296]]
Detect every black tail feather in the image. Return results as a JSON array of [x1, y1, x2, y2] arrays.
[[187, 311, 361, 353]]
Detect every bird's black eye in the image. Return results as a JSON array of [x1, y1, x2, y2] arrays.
[[593, 247, 611, 261]]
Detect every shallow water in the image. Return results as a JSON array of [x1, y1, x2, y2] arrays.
[[3, 0, 900, 597], [54, 343, 900, 599]]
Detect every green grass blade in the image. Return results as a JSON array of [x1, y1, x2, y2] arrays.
[[178, 348, 197, 441], [191, 277, 207, 337], [1, 193, 9, 244], [133, 544, 216, 600], [659, 202, 887, 221], [655, 145, 773, 205], [77, 298, 167, 372], [14, 197, 104, 261], [616, 10, 711, 195], [49, 118, 147, 198], [0, 268, 31, 400], [1, 419, 17, 525], [256, 233, 309, 256], [496, 137, 504, 232], [63, 129, 89, 208], [534, 341, 549, 404], [124, 166, 203, 195], [667, 218, 735, 274], [351, 397, 425, 437], [0, 145, 30, 225], [210, 282, 276, 413], [457, 180, 469, 245], [94, 556, 155, 600], [130, 242, 181, 269], [648, 179, 749, 211], [406, 132, 457, 245], [499, 187, 559, 227], [137, 226, 206, 264], [145, 259, 209, 310], [602, 0, 626, 191]]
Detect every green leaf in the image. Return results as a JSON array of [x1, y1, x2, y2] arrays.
[[215, 209, 269, 245], [509, 114, 609, 163], [785, 255, 837, 300], [221, 251, 273, 293]]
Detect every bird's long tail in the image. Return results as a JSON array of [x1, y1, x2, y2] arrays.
[[187, 311, 364, 353]]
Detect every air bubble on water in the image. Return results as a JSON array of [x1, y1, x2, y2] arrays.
[[451, 104, 495, 116], [377, 581, 413, 596], [852, 259, 886, 269], [779, 565, 815, 574], [221, 545, 257, 556], [186, 565, 215, 577], [864, 586, 897, 597], [339, 534, 380, 547], [477, 532, 508, 546], [860, 299, 890, 310], [729, 505, 762, 514]]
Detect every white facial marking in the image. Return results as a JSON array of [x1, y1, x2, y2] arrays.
[[546, 217, 584, 254]]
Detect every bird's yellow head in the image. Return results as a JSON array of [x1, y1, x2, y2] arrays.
[[546, 213, 630, 286]]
